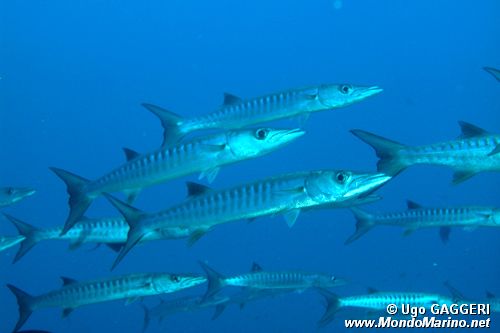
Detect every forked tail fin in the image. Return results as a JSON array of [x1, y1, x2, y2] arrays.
[[49, 167, 92, 235], [345, 208, 375, 245], [103, 194, 146, 270], [350, 129, 407, 176], [142, 103, 185, 146], [3, 214, 42, 263], [7, 284, 35, 332], [198, 261, 226, 301], [316, 288, 341, 327]]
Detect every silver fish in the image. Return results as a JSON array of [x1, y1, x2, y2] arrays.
[[105, 170, 391, 269], [351, 121, 500, 184], [51, 127, 304, 235], [8, 272, 206, 332], [346, 200, 500, 244], [143, 83, 382, 145], [199, 261, 346, 300], [142, 287, 290, 331], [317, 289, 454, 326], [0, 187, 35, 208], [2, 214, 211, 263], [0, 235, 25, 253]]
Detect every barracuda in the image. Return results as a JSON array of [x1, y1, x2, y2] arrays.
[[317, 289, 454, 326], [7, 272, 206, 332], [50, 127, 304, 235], [0, 235, 25, 253], [199, 261, 346, 301], [484, 66, 500, 82], [351, 121, 500, 184], [0, 187, 36, 208], [142, 287, 290, 331], [143, 83, 382, 145], [105, 170, 391, 270], [2, 214, 211, 263], [345, 201, 500, 244]]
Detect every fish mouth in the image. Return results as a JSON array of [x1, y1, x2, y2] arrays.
[[0, 235, 25, 251], [344, 172, 391, 198], [12, 188, 36, 202], [269, 128, 306, 143], [358, 85, 383, 98]]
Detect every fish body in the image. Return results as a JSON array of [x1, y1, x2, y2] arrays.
[[317, 289, 454, 326], [199, 261, 346, 300], [143, 288, 289, 330], [8, 273, 206, 332], [351, 121, 500, 184], [0, 235, 25, 252], [0, 188, 36, 208], [3, 214, 208, 263], [144, 83, 382, 145], [106, 170, 391, 269], [346, 201, 500, 244], [50, 127, 304, 235]]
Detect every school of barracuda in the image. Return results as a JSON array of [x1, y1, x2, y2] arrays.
[[1, 68, 499, 332]]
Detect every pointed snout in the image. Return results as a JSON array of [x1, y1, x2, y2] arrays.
[[269, 128, 306, 143], [345, 172, 391, 198], [359, 85, 383, 99]]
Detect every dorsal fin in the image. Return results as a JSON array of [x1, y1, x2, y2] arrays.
[[251, 262, 263, 272], [406, 200, 423, 209], [186, 182, 212, 197], [458, 121, 489, 138], [123, 147, 141, 161], [367, 287, 378, 294], [223, 93, 243, 105], [61, 276, 78, 286]]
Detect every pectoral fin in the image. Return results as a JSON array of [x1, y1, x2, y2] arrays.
[[283, 209, 301, 227], [199, 167, 221, 183]]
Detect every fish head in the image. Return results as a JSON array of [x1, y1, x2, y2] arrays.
[[312, 273, 348, 288], [491, 208, 500, 226], [305, 170, 391, 204], [317, 84, 383, 108], [0, 235, 25, 252], [152, 273, 207, 293], [0, 187, 36, 205], [226, 128, 305, 158]]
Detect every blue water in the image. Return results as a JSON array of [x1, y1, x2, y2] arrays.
[[1, 0, 499, 332]]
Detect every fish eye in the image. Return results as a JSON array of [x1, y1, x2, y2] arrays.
[[255, 128, 269, 140], [339, 84, 352, 94], [171, 275, 180, 282], [7, 187, 14, 195], [330, 276, 336, 281], [334, 171, 348, 184]]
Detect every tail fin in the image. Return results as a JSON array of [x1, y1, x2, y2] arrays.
[[49, 167, 92, 235], [198, 261, 226, 301], [141, 103, 185, 146], [103, 194, 146, 270], [316, 288, 341, 327], [7, 284, 35, 332], [345, 208, 375, 245], [3, 214, 42, 264], [350, 129, 407, 176]]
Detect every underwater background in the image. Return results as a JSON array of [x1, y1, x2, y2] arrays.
[[1, 0, 499, 332]]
